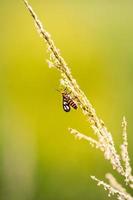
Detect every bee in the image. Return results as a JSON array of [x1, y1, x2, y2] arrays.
[[60, 89, 78, 112], [57, 88, 78, 112]]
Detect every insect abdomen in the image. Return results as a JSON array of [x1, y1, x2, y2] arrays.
[[69, 101, 77, 109]]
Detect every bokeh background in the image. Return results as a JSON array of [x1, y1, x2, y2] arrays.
[[1, 0, 133, 199]]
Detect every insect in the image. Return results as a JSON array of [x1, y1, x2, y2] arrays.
[[61, 89, 78, 112]]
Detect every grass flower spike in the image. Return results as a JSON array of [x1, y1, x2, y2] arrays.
[[22, 1, 133, 199]]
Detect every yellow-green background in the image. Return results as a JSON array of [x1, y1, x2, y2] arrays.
[[1, 0, 133, 199]]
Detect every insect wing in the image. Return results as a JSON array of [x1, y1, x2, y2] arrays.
[[63, 101, 70, 112]]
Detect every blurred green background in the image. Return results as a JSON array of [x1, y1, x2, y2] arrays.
[[0, 0, 133, 199]]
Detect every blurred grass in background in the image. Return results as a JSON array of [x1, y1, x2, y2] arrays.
[[0, 0, 133, 199]]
